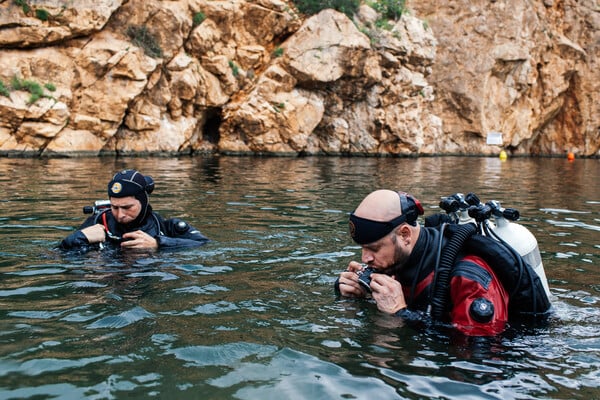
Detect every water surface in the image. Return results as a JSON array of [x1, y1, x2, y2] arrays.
[[0, 156, 598, 399]]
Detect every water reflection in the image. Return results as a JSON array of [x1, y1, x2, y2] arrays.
[[0, 156, 598, 399]]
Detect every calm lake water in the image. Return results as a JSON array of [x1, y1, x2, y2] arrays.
[[0, 155, 598, 400]]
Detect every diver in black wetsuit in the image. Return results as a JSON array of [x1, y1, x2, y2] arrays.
[[60, 169, 208, 251]]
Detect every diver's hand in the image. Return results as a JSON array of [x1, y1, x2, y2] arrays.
[[121, 230, 158, 249], [370, 274, 407, 314], [337, 261, 367, 298], [81, 224, 106, 244]]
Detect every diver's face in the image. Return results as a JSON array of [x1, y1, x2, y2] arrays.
[[110, 196, 141, 224], [360, 228, 410, 274]]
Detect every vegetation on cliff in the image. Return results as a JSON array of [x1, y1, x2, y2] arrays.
[[292, 0, 406, 19], [0, 77, 56, 104]]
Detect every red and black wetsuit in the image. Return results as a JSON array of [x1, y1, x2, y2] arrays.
[[395, 226, 508, 336]]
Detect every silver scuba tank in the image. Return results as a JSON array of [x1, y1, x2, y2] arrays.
[[440, 193, 552, 300], [486, 201, 552, 300]]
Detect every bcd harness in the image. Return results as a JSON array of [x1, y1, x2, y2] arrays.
[[429, 222, 552, 322]]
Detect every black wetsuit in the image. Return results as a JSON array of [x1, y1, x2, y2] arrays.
[[60, 206, 208, 251]]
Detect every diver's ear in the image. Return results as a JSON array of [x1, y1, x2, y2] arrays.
[[395, 224, 412, 244]]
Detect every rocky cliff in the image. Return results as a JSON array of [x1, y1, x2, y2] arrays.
[[0, 0, 597, 157]]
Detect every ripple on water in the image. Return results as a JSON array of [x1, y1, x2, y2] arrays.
[[173, 284, 229, 294], [86, 306, 155, 329], [167, 343, 401, 399]]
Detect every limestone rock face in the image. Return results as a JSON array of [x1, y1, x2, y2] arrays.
[[0, 0, 123, 47], [220, 8, 439, 155], [0, 0, 597, 156], [409, 0, 599, 156]]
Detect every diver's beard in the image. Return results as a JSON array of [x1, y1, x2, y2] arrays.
[[370, 233, 407, 276], [373, 259, 403, 276], [379, 263, 402, 277], [386, 237, 409, 276]]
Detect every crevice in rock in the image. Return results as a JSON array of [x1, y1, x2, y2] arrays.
[[203, 107, 222, 144]]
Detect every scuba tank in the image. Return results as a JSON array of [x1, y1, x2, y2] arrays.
[[439, 192, 551, 299], [430, 192, 552, 321], [484, 200, 552, 300]]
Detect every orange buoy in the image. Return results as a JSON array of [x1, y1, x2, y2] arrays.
[[567, 152, 575, 161]]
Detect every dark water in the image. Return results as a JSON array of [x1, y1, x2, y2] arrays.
[[0, 156, 598, 400]]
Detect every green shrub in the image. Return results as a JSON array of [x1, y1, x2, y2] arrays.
[[375, 18, 393, 31], [0, 81, 10, 98], [11, 76, 23, 91], [272, 102, 285, 112], [292, 0, 360, 17], [35, 8, 50, 21], [14, 0, 31, 14], [21, 80, 44, 104], [126, 25, 163, 58], [193, 12, 206, 27], [44, 83, 56, 92], [371, 0, 406, 20], [24, 80, 43, 96], [228, 60, 239, 77], [10, 76, 55, 104], [272, 47, 284, 57]]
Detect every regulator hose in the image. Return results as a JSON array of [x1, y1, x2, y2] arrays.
[[430, 222, 477, 321]]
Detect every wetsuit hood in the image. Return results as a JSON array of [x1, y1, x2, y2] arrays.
[[107, 169, 155, 228]]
